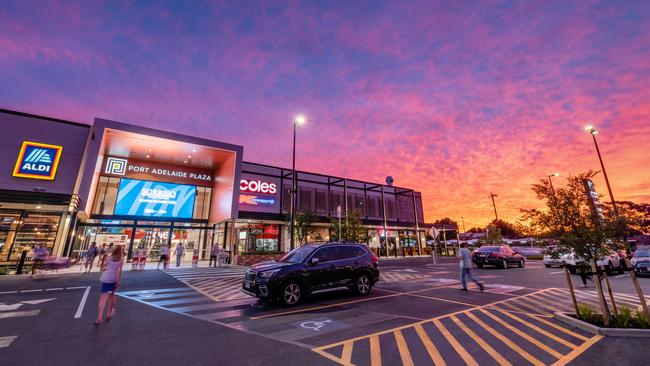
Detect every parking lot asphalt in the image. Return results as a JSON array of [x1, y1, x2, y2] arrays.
[[1, 257, 649, 365]]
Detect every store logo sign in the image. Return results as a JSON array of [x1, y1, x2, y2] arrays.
[[240, 194, 276, 206], [240, 179, 277, 194], [13, 141, 63, 180], [105, 157, 128, 175]]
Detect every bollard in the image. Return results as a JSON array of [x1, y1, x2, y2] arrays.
[[16, 250, 28, 275]]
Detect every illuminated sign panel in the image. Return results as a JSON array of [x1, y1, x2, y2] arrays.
[[239, 194, 276, 206], [240, 179, 277, 194], [114, 178, 196, 219], [12, 141, 63, 180], [102, 156, 213, 187]]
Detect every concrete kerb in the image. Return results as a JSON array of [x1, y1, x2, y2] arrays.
[[554, 312, 650, 338]]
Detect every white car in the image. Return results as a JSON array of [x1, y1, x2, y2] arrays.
[[560, 251, 622, 274], [543, 253, 564, 268]]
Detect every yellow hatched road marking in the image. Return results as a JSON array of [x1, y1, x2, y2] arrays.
[[432, 319, 479, 366], [498, 300, 549, 316], [465, 312, 545, 366], [394, 330, 414, 366], [493, 308, 578, 350], [414, 324, 446, 366], [341, 341, 354, 365], [478, 308, 564, 359], [370, 335, 381, 366], [551, 335, 604, 366], [450, 315, 512, 366], [519, 294, 566, 313]]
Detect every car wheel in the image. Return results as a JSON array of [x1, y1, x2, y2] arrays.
[[476, 263, 483, 269], [501, 259, 508, 269], [519, 259, 524, 268], [544, 264, 551, 268], [280, 282, 302, 306], [355, 273, 372, 296]]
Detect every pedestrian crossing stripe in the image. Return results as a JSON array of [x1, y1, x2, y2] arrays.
[[164, 266, 250, 301], [312, 288, 616, 366]]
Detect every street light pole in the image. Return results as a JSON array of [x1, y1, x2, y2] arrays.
[[289, 115, 306, 251], [460, 216, 466, 234], [489, 192, 499, 222], [585, 126, 619, 216], [547, 172, 559, 196]]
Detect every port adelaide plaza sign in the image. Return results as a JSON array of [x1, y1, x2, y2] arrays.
[[102, 156, 214, 187]]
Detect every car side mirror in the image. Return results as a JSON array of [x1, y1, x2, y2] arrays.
[[309, 257, 319, 266]]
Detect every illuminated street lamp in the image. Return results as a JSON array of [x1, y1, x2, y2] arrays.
[[584, 125, 619, 216], [547, 172, 559, 196], [289, 115, 306, 250]]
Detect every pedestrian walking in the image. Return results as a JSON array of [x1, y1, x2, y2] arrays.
[[157, 244, 171, 270], [174, 242, 185, 267], [216, 246, 225, 267], [84, 242, 100, 273], [209, 245, 219, 267], [107, 242, 115, 254], [30, 243, 49, 278], [192, 248, 199, 268], [458, 242, 484, 292], [95, 245, 124, 325]]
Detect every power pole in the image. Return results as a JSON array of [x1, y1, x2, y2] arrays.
[[490, 192, 499, 222]]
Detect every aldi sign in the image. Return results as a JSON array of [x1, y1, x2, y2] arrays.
[[12, 141, 63, 180]]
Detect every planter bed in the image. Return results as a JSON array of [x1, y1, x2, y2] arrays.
[[554, 312, 650, 337], [236, 253, 285, 266]]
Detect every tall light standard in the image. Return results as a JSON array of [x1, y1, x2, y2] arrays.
[[584, 125, 619, 216], [460, 216, 466, 234], [289, 115, 306, 251], [547, 172, 560, 196], [489, 192, 499, 222]]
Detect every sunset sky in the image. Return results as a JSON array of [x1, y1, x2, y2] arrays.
[[1, 1, 649, 227]]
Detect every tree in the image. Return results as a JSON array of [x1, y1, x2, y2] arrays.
[[433, 217, 459, 228], [294, 211, 317, 244], [466, 227, 485, 234], [478, 223, 504, 245], [329, 209, 370, 243], [488, 219, 524, 239], [520, 170, 628, 323], [602, 201, 650, 235]]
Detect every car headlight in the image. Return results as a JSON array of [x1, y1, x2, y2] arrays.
[[260, 269, 281, 278]]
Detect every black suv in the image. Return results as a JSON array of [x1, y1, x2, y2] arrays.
[[242, 242, 380, 306]]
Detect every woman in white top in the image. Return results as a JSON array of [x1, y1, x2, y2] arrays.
[[95, 245, 124, 325]]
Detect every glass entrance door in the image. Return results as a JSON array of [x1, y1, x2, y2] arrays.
[[133, 227, 170, 260]]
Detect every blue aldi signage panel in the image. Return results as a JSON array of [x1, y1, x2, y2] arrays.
[[114, 179, 196, 219], [13, 141, 64, 180]]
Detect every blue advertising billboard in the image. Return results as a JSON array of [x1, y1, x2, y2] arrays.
[[114, 179, 196, 219]]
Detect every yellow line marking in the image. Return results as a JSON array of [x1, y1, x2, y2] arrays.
[[488, 305, 554, 318], [312, 348, 350, 366], [478, 308, 564, 359], [492, 308, 578, 350], [465, 312, 545, 366], [341, 341, 353, 365], [450, 315, 512, 366], [394, 330, 414, 366], [312, 288, 554, 352], [433, 318, 479, 366], [551, 335, 604, 366], [414, 324, 446, 366], [370, 336, 381, 366]]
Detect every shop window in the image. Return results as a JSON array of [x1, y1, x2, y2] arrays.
[[193, 187, 212, 220], [330, 191, 343, 216], [0, 210, 61, 261], [238, 224, 280, 253], [299, 187, 313, 213], [315, 190, 327, 214], [92, 176, 120, 215], [385, 198, 397, 219], [281, 185, 292, 213]]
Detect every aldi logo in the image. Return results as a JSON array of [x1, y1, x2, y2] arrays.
[[13, 141, 64, 180]]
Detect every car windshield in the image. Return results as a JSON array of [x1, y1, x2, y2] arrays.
[[635, 249, 650, 258], [476, 246, 500, 252], [279, 244, 319, 263]]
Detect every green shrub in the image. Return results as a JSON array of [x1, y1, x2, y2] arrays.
[[635, 310, 649, 329], [615, 306, 633, 328], [577, 303, 594, 322]]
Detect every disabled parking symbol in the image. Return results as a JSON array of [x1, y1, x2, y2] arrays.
[[291, 317, 350, 334]]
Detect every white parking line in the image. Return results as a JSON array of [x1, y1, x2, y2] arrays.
[[20, 289, 43, 293], [0, 291, 18, 294], [45, 288, 64, 291], [549, 271, 564, 275], [0, 336, 17, 348], [614, 274, 630, 279], [74, 286, 91, 319]]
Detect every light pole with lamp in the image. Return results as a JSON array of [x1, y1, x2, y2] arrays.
[[584, 125, 618, 216], [289, 115, 306, 251], [547, 172, 559, 196]]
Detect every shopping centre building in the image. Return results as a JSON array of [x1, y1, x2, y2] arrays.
[[0, 108, 428, 263]]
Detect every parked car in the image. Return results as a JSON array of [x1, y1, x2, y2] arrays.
[[241, 242, 380, 306], [561, 250, 623, 274], [512, 246, 544, 259], [543, 247, 564, 268], [632, 248, 650, 276], [472, 245, 525, 269]]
